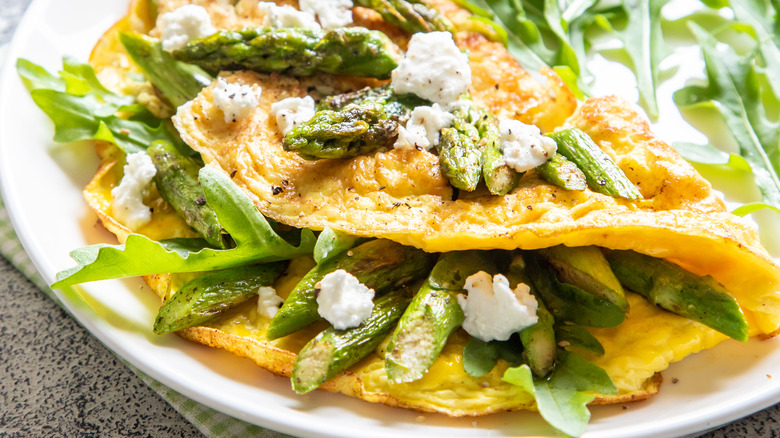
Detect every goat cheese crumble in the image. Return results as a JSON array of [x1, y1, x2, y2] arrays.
[[257, 286, 284, 318], [391, 32, 471, 109], [457, 271, 539, 342], [111, 152, 157, 230], [394, 104, 455, 150], [157, 5, 216, 51], [270, 95, 317, 136], [212, 77, 262, 123], [316, 269, 375, 330], [257, 2, 321, 30], [299, 0, 353, 29], [499, 118, 557, 172]]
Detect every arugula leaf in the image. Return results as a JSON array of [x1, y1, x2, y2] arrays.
[[17, 57, 182, 155], [503, 365, 593, 437], [453, 0, 549, 73], [590, 0, 668, 118], [555, 324, 605, 355], [462, 335, 524, 377], [714, 0, 780, 99], [674, 23, 780, 209], [502, 350, 616, 437], [52, 167, 315, 287], [119, 32, 212, 110]]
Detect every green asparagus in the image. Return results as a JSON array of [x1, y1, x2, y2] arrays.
[[437, 105, 483, 191], [478, 110, 520, 195], [292, 288, 411, 394], [353, 0, 453, 34], [505, 255, 557, 378], [119, 32, 212, 109], [524, 252, 626, 328], [546, 128, 642, 199], [284, 101, 407, 160], [317, 84, 394, 111], [147, 140, 227, 249], [536, 153, 588, 191], [606, 250, 749, 342], [172, 27, 402, 79], [385, 251, 496, 383], [266, 239, 434, 339], [153, 262, 286, 334], [538, 246, 628, 312]]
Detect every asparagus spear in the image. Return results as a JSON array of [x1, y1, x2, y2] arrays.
[[437, 105, 483, 191], [283, 101, 408, 160], [536, 153, 588, 191], [478, 110, 520, 196], [546, 128, 642, 199], [524, 252, 626, 328], [317, 84, 394, 111], [506, 256, 557, 378], [606, 250, 749, 342], [153, 262, 286, 334], [353, 0, 453, 33], [147, 140, 227, 249], [172, 27, 403, 79], [385, 251, 497, 383], [292, 287, 411, 394], [119, 32, 212, 109], [286, 86, 428, 159], [266, 239, 434, 339], [538, 245, 628, 312]]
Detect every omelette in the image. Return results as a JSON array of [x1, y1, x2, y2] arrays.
[[63, 0, 780, 424]]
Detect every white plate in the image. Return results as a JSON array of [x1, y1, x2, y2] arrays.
[[2, 1, 780, 436]]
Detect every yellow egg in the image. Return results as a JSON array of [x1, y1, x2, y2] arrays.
[[82, 0, 780, 418]]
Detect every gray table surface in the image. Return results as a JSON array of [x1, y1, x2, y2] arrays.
[[0, 1, 779, 437]]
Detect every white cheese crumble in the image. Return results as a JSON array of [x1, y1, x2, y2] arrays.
[[316, 269, 375, 330], [256, 286, 284, 318], [157, 5, 217, 51], [394, 104, 454, 150], [299, 0, 353, 29], [270, 95, 317, 136], [391, 32, 471, 109], [499, 118, 557, 173], [212, 77, 262, 123], [111, 152, 157, 230], [457, 272, 539, 342], [257, 2, 321, 30]]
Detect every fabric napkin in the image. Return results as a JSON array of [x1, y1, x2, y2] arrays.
[[0, 44, 287, 438]]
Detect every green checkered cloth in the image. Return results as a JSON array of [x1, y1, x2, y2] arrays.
[[0, 45, 287, 438]]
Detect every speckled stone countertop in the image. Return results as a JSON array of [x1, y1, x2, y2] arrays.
[[1, 1, 779, 437]]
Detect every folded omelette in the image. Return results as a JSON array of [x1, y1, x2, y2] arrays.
[[79, 0, 780, 418]]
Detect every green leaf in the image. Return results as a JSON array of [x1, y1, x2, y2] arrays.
[[593, 0, 668, 118], [52, 168, 315, 287], [17, 58, 65, 91], [503, 363, 593, 437], [532, 380, 595, 437], [503, 350, 616, 437], [555, 324, 604, 354], [119, 32, 212, 109], [313, 228, 363, 264], [731, 201, 780, 215], [18, 57, 183, 154], [553, 349, 617, 394], [463, 335, 525, 377], [463, 337, 501, 377], [674, 23, 780, 209], [722, 0, 780, 98]]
